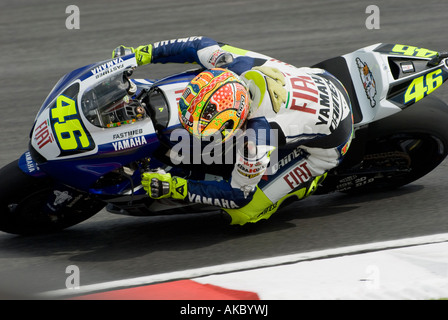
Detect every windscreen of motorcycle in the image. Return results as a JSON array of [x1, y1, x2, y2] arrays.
[[81, 72, 144, 128]]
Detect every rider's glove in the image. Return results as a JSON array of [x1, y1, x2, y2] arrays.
[[112, 44, 153, 66], [214, 51, 234, 68], [141, 169, 188, 200]]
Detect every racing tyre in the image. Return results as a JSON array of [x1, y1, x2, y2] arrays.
[[362, 96, 448, 189], [0, 160, 105, 235], [323, 96, 448, 193]]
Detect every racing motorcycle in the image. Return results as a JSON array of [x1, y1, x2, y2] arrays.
[[1, 43, 448, 235]]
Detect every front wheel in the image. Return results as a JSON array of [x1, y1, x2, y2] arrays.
[[0, 160, 105, 235]]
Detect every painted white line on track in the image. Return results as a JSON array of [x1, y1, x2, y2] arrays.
[[38, 233, 448, 298]]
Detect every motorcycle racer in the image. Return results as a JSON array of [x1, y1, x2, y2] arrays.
[[113, 36, 353, 225]]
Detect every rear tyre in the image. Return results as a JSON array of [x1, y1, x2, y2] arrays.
[[322, 96, 448, 193], [356, 132, 446, 190], [0, 160, 105, 235]]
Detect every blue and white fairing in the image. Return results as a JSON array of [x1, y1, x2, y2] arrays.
[[19, 54, 191, 193]]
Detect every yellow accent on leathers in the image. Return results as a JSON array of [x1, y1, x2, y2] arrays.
[[224, 173, 327, 225]]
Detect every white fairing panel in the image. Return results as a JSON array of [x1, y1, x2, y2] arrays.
[[343, 43, 402, 125]]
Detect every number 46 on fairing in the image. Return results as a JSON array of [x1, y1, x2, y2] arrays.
[[50, 95, 94, 154], [404, 69, 444, 104]]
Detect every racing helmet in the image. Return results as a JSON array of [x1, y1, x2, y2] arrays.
[[178, 68, 250, 142]]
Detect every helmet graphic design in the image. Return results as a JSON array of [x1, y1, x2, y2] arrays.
[[178, 68, 250, 142]]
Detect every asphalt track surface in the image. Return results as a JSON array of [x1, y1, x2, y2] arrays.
[[1, 0, 448, 298]]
